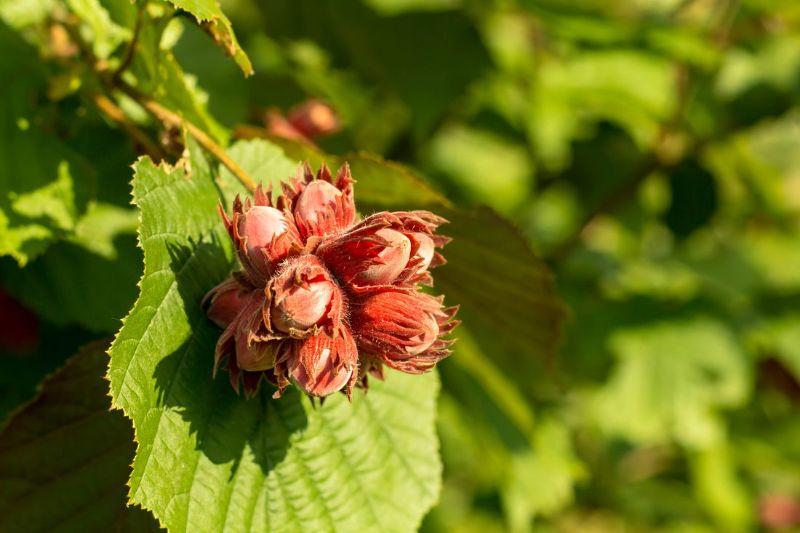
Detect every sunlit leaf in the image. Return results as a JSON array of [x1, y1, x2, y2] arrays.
[[67, 0, 131, 58], [0, 25, 94, 265], [108, 138, 442, 532]]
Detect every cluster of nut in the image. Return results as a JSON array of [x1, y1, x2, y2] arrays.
[[203, 163, 458, 398]]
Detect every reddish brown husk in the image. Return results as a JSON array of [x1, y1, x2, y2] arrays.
[[268, 255, 343, 335], [266, 99, 340, 145], [317, 211, 449, 292], [204, 162, 457, 399], [275, 328, 359, 399], [203, 277, 249, 329], [352, 290, 458, 373]]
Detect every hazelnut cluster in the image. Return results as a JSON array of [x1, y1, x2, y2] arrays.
[[203, 163, 458, 398]]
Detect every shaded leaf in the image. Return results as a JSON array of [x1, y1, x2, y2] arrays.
[[0, 341, 160, 532], [0, 200, 141, 334], [664, 158, 718, 239], [751, 313, 800, 380], [0, 229, 141, 333], [259, 0, 490, 138], [0, 320, 93, 421]]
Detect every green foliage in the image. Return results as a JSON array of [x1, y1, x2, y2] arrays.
[[68, 0, 130, 58], [129, 6, 229, 143], [501, 420, 583, 529], [1, 203, 141, 332], [0, 26, 94, 265], [217, 138, 298, 198], [0, 321, 94, 420], [593, 318, 749, 449], [0, 341, 160, 531], [2, 0, 800, 530]]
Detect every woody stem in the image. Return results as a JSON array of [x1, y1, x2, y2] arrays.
[[114, 80, 257, 192], [61, 12, 258, 193]]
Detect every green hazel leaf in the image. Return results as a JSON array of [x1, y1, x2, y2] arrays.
[[0, 25, 95, 266], [165, 0, 253, 76], [217, 139, 299, 199], [436, 206, 565, 362], [0, 340, 161, 532], [422, 123, 535, 214], [529, 49, 675, 171], [108, 138, 442, 532], [592, 318, 751, 450]]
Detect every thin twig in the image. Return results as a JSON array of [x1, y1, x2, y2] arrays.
[[88, 91, 167, 160], [112, 1, 145, 81], [114, 80, 258, 192], [60, 13, 258, 192]]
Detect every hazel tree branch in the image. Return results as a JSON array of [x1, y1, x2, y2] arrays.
[[111, 1, 144, 81], [114, 80, 258, 192], [88, 91, 167, 161], [60, 11, 258, 193]]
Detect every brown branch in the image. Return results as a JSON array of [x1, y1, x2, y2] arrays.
[[88, 91, 167, 161], [112, 1, 145, 81], [114, 81, 257, 192], [60, 9, 270, 194]]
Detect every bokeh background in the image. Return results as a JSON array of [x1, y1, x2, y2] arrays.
[[3, 0, 800, 531]]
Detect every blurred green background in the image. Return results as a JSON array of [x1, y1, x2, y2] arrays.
[[3, 0, 800, 530]]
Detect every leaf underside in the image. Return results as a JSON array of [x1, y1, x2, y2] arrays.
[[0, 341, 160, 533], [257, 137, 567, 362], [165, 0, 253, 76]]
